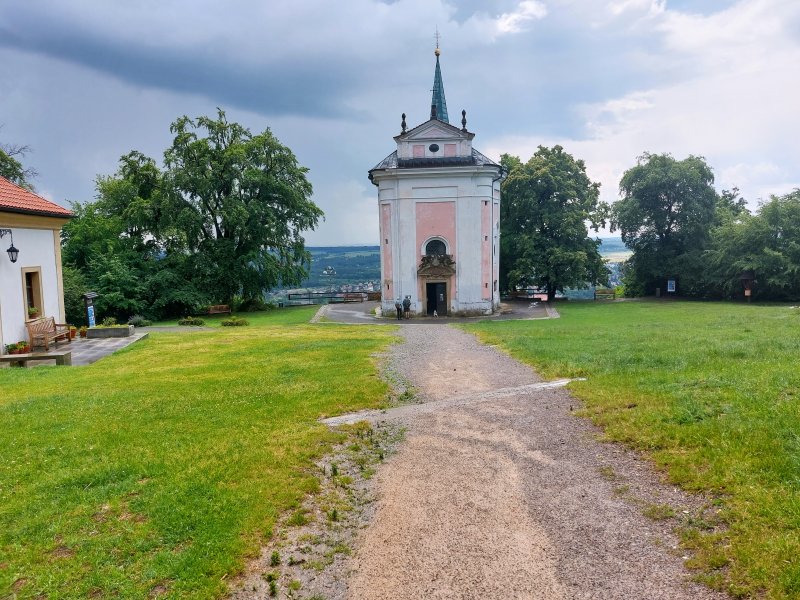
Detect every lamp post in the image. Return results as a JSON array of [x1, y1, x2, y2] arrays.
[[740, 270, 755, 303], [0, 229, 19, 263]]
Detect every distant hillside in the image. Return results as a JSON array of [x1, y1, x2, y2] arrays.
[[299, 237, 630, 287], [598, 236, 632, 261], [303, 246, 380, 287]]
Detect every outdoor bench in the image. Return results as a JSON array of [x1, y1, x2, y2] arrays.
[[0, 350, 72, 367], [208, 304, 231, 315], [594, 289, 615, 300], [25, 316, 71, 351]]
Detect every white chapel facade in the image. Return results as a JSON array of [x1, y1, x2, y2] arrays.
[[369, 46, 503, 316]]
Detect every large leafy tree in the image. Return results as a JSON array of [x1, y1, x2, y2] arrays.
[[611, 153, 718, 295], [704, 190, 800, 300], [500, 146, 609, 301], [62, 110, 322, 320], [162, 110, 322, 302]]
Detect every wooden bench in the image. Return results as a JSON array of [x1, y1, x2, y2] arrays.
[[0, 350, 72, 367], [26, 316, 71, 351], [594, 289, 616, 300], [208, 304, 231, 315]]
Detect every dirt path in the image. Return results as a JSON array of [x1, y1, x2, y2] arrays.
[[345, 325, 728, 599]]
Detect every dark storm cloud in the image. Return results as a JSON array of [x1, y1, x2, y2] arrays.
[[0, 6, 360, 118], [2, 0, 796, 245]]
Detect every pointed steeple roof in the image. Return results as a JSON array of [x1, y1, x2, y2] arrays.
[[430, 46, 449, 123]]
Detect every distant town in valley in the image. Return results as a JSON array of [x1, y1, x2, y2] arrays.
[[282, 237, 631, 299]]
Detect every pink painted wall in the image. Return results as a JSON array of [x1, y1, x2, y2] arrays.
[[381, 204, 393, 300], [416, 201, 456, 310], [416, 202, 456, 257], [481, 200, 492, 300]]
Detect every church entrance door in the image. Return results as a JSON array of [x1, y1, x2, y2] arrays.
[[426, 282, 448, 316]]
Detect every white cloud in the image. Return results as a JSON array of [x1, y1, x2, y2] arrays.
[[607, 0, 665, 17], [2, 0, 798, 246], [493, 1, 548, 34], [308, 179, 378, 246], [483, 0, 800, 217]]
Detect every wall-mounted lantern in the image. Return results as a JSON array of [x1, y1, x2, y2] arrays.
[[0, 228, 19, 263], [740, 270, 755, 303]]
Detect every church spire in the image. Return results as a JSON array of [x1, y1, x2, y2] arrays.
[[430, 32, 449, 123]]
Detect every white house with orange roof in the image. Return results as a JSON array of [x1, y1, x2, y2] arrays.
[[0, 176, 73, 354], [369, 46, 504, 316]]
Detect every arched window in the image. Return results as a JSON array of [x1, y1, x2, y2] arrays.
[[425, 239, 447, 256]]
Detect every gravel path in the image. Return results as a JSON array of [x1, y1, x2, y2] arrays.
[[346, 325, 729, 599]]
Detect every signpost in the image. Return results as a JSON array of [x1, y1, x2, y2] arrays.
[[82, 292, 99, 327], [667, 279, 676, 294]]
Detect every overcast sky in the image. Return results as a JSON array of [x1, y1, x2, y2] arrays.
[[1, 0, 798, 245]]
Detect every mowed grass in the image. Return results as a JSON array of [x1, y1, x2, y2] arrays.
[[0, 306, 394, 598], [464, 301, 800, 599], [151, 306, 316, 328]]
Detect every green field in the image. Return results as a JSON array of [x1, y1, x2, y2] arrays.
[[464, 301, 800, 598], [0, 307, 394, 598]]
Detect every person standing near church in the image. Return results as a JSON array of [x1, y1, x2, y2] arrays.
[[394, 298, 402, 320], [402, 296, 411, 319]]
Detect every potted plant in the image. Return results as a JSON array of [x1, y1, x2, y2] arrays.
[[19, 341, 31, 353], [69, 325, 77, 340], [79, 326, 88, 338], [28, 306, 40, 319]]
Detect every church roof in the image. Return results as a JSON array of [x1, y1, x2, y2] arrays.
[[0, 176, 73, 218], [430, 51, 449, 123], [394, 117, 473, 142], [370, 148, 500, 172]]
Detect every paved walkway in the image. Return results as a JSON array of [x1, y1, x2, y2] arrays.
[[338, 325, 728, 599], [319, 298, 556, 324], [1, 332, 149, 367]]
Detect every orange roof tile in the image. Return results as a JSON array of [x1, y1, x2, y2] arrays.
[[0, 176, 73, 218]]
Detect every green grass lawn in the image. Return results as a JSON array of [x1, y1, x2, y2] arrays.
[[464, 300, 800, 598], [0, 306, 394, 598], [151, 306, 316, 328]]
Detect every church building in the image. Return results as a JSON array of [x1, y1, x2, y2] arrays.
[[369, 45, 503, 317]]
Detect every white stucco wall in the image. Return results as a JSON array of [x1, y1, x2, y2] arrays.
[[375, 167, 499, 314], [0, 227, 62, 351]]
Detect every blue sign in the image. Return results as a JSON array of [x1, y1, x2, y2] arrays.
[[87, 305, 96, 327], [667, 279, 676, 293]]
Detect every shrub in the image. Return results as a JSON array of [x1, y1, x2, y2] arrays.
[[237, 297, 275, 312], [127, 315, 152, 327], [220, 316, 249, 327], [178, 316, 206, 327]]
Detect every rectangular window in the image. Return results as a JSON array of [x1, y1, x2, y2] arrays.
[[22, 268, 43, 319], [385, 238, 389, 244], [444, 144, 457, 157], [485, 283, 489, 288], [484, 235, 488, 241], [413, 144, 425, 158]]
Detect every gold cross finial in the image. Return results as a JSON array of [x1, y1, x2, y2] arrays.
[[434, 27, 441, 56]]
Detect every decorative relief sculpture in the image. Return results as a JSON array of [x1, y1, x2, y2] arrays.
[[418, 254, 456, 278]]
